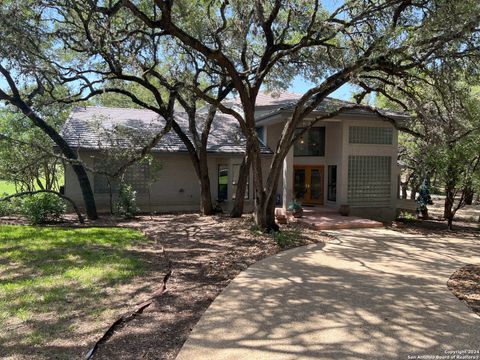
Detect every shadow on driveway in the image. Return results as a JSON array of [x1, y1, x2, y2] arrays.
[[177, 228, 480, 360]]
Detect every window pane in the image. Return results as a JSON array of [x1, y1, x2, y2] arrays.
[[294, 127, 325, 156], [94, 160, 149, 194], [349, 126, 393, 144], [348, 156, 391, 205], [218, 164, 228, 201], [310, 169, 322, 200], [124, 163, 149, 194], [294, 169, 306, 201], [255, 127, 264, 142], [327, 165, 337, 202]]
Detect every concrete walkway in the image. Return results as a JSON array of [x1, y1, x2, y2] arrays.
[[177, 228, 479, 360]]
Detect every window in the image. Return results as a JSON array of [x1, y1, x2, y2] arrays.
[[218, 164, 228, 201], [349, 126, 393, 144], [94, 160, 149, 194], [124, 163, 149, 193], [232, 164, 249, 200], [255, 126, 265, 143], [327, 165, 337, 202], [348, 156, 391, 205], [294, 127, 325, 156]]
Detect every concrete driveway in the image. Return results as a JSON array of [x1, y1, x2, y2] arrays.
[[176, 228, 480, 360]]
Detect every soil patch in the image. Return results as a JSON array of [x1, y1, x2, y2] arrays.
[[447, 264, 480, 317], [89, 214, 327, 359]]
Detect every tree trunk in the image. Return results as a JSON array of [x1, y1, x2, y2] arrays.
[[195, 148, 214, 215], [443, 163, 456, 229], [12, 98, 98, 219], [410, 183, 419, 200], [464, 186, 474, 205], [265, 191, 279, 232], [251, 143, 284, 232], [230, 153, 251, 217], [198, 161, 214, 215], [447, 216, 453, 231], [401, 183, 408, 199], [172, 122, 214, 216]]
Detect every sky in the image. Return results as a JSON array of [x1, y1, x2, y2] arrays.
[[288, 76, 356, 101]]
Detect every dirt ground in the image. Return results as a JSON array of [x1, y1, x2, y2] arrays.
[[447, 264, 480, 317], [92, 214, 328, 360]]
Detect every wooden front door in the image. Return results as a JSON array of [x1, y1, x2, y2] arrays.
[[293, 165, 324, 205]]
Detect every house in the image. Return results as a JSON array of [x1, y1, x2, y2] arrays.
[[61, 92, 407, 220]]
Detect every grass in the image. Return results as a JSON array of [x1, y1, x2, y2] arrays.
[[0, 225, 151, 349], [0, 176, 65, 196], [0, 181, 16, 195]]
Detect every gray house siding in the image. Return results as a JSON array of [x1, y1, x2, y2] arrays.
[[65, 150, 271, 213]]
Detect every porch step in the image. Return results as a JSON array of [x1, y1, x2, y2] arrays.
[[275, 206, 384, 230], [300, 215, 384, 230]]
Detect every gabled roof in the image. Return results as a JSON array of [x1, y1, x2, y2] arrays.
[[61, 107, 272, 155]]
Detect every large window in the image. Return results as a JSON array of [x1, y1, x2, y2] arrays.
[[349, 126, 393, 144], [327, 165, 337, 202], [218, 164, 228, 201], [232, 164, 249, 200], [94, 161, 149, 194], [348, 156, 391, 205], [294, 127, 325, 156]]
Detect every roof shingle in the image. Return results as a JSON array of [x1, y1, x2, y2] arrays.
[[61, 107, 272, 154]]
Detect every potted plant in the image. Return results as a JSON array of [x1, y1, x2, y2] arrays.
[[339, 204, 350, 216], [416, 177, 433, 219], [287, 199, 303, 218]]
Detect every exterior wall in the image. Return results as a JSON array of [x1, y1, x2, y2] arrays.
[[65, 114, 399, 221], [64, 150, 268, 213], [263, 114, 400, 221], [340, 117, 399, 220], [324, 121, 343, 207], [265, 120, 344, 209]]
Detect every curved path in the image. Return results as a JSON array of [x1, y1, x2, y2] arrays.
[[177, 228, 479, 360]]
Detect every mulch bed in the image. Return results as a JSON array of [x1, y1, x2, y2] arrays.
[[0, 213, 328, 359], [447, 265, 480, 317], [387, 218, 480, 238], [92, 214, 327, 360]]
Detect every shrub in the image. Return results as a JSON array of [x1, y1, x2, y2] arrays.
[[397, 211, 417, 222], [114, 182, 138, 219], [272, 229, 300, 249], [0, 200, 11, 217], [21, 193, 66, 224]]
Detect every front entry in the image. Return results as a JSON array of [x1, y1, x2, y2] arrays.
[[293, 165, 324, 205]]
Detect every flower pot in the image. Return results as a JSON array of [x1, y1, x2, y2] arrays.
[[339, 204, 350, 216], [292, 207, 303, 218]]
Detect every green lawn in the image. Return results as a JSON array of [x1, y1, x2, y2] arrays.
[[0, 176, 65, 196], [0, 180, 16, 195], [0, 225, 152, 355]]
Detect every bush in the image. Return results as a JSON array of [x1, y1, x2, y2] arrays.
[[114, 182, 138, 219], [396, 211, 418, 222], [0, 196, 25, 217], [21, 193, 66, 224], [272, 229, 300, 249], [0, 200, 11, 217]]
